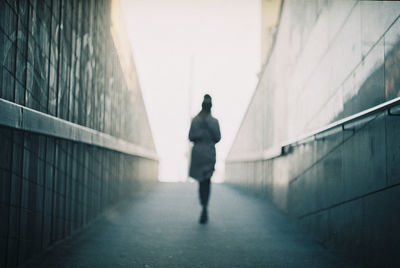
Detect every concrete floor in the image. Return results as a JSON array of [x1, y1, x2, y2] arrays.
[[24, 182, 355, 267]]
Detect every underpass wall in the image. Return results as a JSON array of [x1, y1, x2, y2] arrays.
[[0, 0, 158, 266], [226, 1, 400, 265]]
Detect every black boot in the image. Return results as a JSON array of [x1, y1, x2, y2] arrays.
[[199, 207, 208, 224]]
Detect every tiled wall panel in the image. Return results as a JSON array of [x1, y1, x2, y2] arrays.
[[0, 0, 158, 267]]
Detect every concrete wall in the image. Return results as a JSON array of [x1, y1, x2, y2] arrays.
[[260, 0, 281, 66], [0, 0, 158, 266], [226, 1, 400, 265]]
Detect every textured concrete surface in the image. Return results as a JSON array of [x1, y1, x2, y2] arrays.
[[0, 1, 158, 266], [24, 182, 354, 268], [226, 2, 400, 266]]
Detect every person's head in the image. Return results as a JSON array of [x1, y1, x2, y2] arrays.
[[201, 94, 212, 113]]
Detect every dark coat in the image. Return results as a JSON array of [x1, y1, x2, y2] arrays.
[[188, 113, 221, 181]]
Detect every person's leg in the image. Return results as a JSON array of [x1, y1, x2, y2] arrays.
[[199, 179, 211, 224], [199, 179, 211, 207]]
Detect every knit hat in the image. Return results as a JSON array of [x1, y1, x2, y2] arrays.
[[202, 94, 212, 110]]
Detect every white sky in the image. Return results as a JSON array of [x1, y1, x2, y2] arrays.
[[121, 0, 261, 181]]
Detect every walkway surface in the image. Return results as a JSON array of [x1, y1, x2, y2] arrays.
[[25, 182, 354, 267]]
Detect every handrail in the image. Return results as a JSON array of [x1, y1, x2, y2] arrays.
[[0, 98, 158, 161], [226, 97, 400, 163]]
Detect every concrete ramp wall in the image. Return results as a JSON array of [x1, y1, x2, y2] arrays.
[[0, 0, 158, 266], [226, 1, 400, 266]]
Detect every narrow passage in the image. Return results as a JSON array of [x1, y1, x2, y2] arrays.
[[25, 182, 353, 267]]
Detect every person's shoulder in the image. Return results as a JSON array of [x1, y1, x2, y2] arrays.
[[209, 115, 219, 124], [192, 114, 202, 123], [210, 114, 218, 121], [193, 114, 201, 121]]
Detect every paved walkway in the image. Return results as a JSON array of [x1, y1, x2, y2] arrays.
[[25, 183, 354, 267]]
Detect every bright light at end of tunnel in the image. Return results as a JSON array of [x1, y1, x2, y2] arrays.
[[121, 0, 261, 182]]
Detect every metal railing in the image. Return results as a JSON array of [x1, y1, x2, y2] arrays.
[[226, 96, 400, 163], [0, 98, 158, 160]]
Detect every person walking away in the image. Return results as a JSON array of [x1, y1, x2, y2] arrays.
[[188, 94, 221, 224]]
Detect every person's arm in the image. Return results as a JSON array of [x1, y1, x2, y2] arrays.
[[189, 119, 202, 142], [211, 119, 221, 143], [204, 118, 220, 143]]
